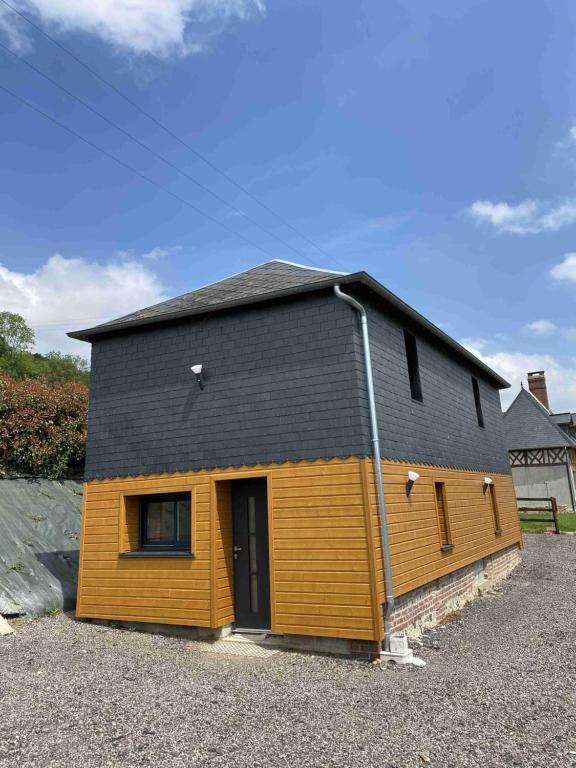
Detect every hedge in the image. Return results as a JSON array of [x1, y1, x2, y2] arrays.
[[0, 374, 88, 478]]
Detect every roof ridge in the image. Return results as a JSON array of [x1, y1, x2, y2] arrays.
[[270, 259, 349, 276], [158, 259, 344, 302]]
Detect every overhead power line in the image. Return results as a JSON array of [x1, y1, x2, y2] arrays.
[[0, 40, 325, 269], [0, 0, 349, 273], [0, 83, 279, 260]]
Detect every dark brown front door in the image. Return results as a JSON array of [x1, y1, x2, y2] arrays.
[[232, 479, 271, 631]]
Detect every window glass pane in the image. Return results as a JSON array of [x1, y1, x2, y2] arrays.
[[141, 495, 191, 548], [489, 485, 501, 531], [250, 573, 259, 613], [435, 482, 451, 546], [247, 497, 258, 612], [404, 331, 423, 402], [472, 377, 485, 428], [177, 500, 191, 545], [248, 497, 256, 534], [145, 501, 175, 545], [249, 535, 258, 572]]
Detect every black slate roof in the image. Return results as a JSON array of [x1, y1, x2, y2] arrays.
[[68, 259, 509, 388], [76, 260, 341, 334], [503, 388, 576, 449]]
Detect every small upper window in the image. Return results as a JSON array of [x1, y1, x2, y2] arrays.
[[404, 331, 423, 402], [472, 377, 485, 428], [140, 493, 191, 551]]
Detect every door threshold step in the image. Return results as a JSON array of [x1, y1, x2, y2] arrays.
[[188, 636, 280, 658], [229, 632, 285, 647]]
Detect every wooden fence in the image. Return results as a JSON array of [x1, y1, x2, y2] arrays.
[[517, 496, 560, 534]]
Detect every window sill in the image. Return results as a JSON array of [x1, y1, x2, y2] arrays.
[[440, 544, 454, 553], [119, 551, 194, 558], [495, 528, 503, 537]]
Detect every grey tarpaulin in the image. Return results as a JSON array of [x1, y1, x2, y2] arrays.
[[0, 477, 82, 616]]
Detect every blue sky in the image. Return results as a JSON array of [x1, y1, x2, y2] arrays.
[[0, 0, 575, 409]]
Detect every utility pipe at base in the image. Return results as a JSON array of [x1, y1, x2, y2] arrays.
[[333, 285, 395, 652]]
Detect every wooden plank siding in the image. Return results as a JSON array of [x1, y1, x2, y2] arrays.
[[77, 457, 522, 643], [269, 459, 374, 640], [79, 475, 212, 628], [213, 480, 234, 626], [372, 460, 522, 600]]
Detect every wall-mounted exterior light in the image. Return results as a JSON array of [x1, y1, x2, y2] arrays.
[[483, 477, 493, 494], [191, 364, 204, 390], [406, 470, 420, 497]]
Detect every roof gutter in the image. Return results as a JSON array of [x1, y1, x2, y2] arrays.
[[333, 284, 395, 652]]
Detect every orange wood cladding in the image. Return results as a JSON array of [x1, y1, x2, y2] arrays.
[[77, 458, 522, 642]]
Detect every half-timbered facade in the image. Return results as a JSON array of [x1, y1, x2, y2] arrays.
[[504, 378, 576, 510]]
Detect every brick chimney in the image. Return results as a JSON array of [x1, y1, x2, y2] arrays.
[[527, 370, 550, 410]]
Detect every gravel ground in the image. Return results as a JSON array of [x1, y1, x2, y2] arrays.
[[1, 535, 575, 768]]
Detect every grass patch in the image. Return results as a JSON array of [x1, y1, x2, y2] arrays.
[[520, 512, 576, 534], [28, 514, 47, 524], [7, 561, 27, 574]]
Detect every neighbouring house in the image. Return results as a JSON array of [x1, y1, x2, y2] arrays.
[[69, 260, 522, 658], [504, 371, 576, 510]]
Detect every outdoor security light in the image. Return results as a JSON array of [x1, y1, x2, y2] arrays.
[[483, 477, 493, 494], [191, 364, 204, 390], [406, 470, 420, 497]]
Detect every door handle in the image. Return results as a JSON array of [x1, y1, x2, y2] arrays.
[[233, 546, 242, 552]]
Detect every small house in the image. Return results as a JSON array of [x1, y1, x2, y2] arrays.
[[504, 371, 576, 510], [69, 261, 522, 657]]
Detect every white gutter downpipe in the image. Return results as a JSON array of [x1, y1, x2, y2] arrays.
[[334, 285, 395, 652]]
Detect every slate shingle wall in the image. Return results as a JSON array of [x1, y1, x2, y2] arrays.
[[85, 287, 511, 479], [85, 293, 371, 479], [349, 291, 511, 473]]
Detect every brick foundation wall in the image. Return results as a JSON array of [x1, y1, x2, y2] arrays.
[[389, 544, 521, 638]]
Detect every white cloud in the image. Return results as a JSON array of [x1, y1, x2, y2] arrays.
[[550, 253, 576, 282], [525, 320, 557, 335], [0, 5, 30, 51], [0, 253, 166, 356], [117, 245, 183, 262], [460, 339, 576, 412], [467, 200, 539, 234], [459, 337, 489, 351], [2, 0, 265, 57], [467, 198, 576, 235]]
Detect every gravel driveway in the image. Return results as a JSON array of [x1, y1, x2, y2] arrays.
[[1, 535, 575, 768]]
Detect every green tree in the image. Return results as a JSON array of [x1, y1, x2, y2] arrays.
[[0, 312, 35, 352], [41, 352, 90, 386]]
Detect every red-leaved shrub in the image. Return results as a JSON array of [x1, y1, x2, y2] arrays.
[[0, 374, 88, 478]]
